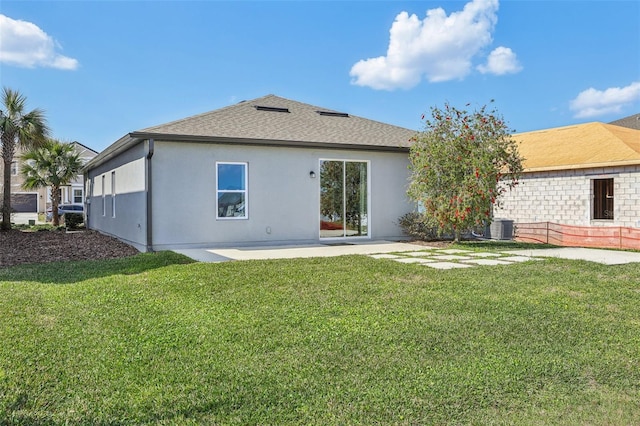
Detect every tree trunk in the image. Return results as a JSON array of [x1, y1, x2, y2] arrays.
[[51, 185, 61, 227], [453, 228, 461, 244], [1, 155, 12, 230]]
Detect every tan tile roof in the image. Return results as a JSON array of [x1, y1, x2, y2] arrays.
[[136, 94, 415, 149], [515, 122, 640, 172]]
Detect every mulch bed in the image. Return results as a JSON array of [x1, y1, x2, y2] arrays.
[[0, 229, 140, 268], [0, 228, 456, 269]]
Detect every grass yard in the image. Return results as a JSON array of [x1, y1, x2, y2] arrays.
[[1, 247, 639, 425]]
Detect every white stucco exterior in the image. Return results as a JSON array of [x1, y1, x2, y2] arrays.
[[86, 139, 413, 252], [494, 165, 640, 228]]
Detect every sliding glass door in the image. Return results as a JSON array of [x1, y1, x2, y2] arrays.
[[319, 160, 368, 238]]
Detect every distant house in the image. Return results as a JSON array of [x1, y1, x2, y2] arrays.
[[0, 141, 97, 215], [494, 121, 640, 229], [83, 95, 416, 252], [609, 113, 640, 130]]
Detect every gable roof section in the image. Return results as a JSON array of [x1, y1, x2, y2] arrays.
[[515, 122, 640, 172], [133, 94, 415, 150], [71, 141, 99, 156]]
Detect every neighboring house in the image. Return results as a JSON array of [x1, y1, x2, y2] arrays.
[[83, 95, 416, 252], [494, 121, 640, 229], [609, 113, 640, 130], [0, 141, 97, 215]]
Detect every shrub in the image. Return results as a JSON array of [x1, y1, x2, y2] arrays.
[[407, 102, 523, 242], [398, 212, 441, 241], [64, 212, 84, 230]]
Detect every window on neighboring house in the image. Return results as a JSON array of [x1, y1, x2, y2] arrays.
[[10, 161, 17, 176], [111, 171, 116, 218], [593, 178, 614, 220], [73, 188, 83, 204], [216, 162, 247, 219]]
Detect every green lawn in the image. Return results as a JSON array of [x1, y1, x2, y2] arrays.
[[1, 248, 639, 425]]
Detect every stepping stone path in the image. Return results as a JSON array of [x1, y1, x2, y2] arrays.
[[368, 248, 538, 269]]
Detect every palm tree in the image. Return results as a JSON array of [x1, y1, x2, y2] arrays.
[[21, 140, 82, 226], [1, 87, 49, 230]]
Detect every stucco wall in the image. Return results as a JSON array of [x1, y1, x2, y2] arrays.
[[86, 142, 148, 251], [149, 141, 413, 250], [494, 165, 640, 228]]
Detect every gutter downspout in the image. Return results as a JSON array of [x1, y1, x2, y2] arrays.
[[146, 139, 155, 252], [83, 171, 89, 229]]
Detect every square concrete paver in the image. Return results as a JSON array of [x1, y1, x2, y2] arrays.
[[403, 251, 437, 257], [369, 254, 402, 259], [436, 249, 473, 254], [431, 254, 472, 261], [500, 256, 537, 263], [393, 257, 436, 264], [462, 258, 514, 266], [467, 252, 502, 257], [422, 261, 473, 269]]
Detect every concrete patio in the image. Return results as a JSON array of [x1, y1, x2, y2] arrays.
[[174, 241, 640, 267]]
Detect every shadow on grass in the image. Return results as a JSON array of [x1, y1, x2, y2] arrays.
[[0, 251, 195, 284]]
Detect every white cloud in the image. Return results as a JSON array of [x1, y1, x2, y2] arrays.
[[570, 82, 640, 118], [350, 0, 518, 90], [0, 14, 79, 70], [477, 46, 522, 75]]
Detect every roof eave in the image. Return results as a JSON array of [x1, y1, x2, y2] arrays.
[[524, 159, 640, 173], [128, 131, 410, 153], [81, 134, 141, 173]]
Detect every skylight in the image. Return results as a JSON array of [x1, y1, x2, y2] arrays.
[[316, 110, 349, 118], [254, 106, 290, 113]]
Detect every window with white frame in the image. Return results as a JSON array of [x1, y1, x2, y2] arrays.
[[111, 171, 116, 218], [216, 162, 247, 219], [102, 175, 106, 216], [10, 161, 17, 176], [73, 188, 83, 204]]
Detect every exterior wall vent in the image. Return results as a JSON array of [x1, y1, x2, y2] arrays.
[[316, 110, 349, 118], [255, 106, 290, 113]]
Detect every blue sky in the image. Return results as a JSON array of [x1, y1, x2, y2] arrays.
[[1, 0, 639, 152]]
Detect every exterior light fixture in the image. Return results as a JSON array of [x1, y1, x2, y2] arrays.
[[309, 171, 316, 178]]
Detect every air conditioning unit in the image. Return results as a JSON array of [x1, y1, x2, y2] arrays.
[[485, 219, 514, 240]]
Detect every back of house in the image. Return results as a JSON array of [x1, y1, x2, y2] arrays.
[[83, 95, 417, 252]]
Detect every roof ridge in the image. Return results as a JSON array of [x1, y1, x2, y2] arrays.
[[601, 122, 640, 155], [515, 121, 603, 136], [139, 94, 278, 132]]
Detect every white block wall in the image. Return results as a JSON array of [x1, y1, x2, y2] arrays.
[[494, 165, 640, 228]]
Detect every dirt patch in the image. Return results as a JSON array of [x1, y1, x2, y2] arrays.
[[407, 239, 454, 249], [0, 229, 139, 268]]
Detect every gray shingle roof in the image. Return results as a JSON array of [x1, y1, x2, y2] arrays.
[[134, 94, 415, 149], [609, 113, 640, 130]]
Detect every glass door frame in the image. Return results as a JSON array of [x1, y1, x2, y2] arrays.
[[318, 158, 371, 240]]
